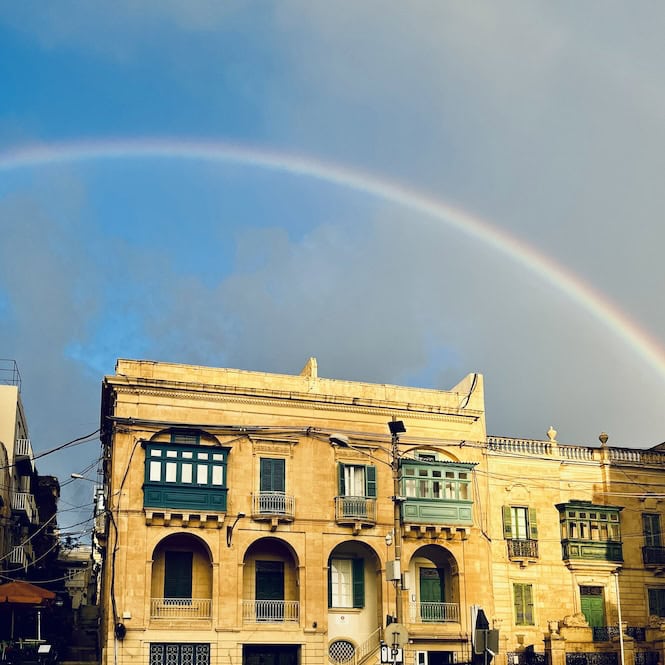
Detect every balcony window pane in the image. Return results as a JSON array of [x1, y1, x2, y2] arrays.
[[151, 449, 162, 457], [182, 451, 193, 459], [166, 450, 177, 458], [197, 452, 209, 460], [181, 464, 192, 484], [166, 462, 177, 482], [213, 453, 224, 461], [458, 483, 468, 500], [150, 461, 162, 482], [212, 466, 223, 486], [197, 465, 208, 484]]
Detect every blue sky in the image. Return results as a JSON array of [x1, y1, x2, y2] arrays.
[[1, 2, 665, 531]]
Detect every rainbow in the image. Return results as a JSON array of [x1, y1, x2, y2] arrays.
[[2, 137, 664, 383]]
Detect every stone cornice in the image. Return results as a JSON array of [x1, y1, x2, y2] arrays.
[[112, 384, 481, 425]]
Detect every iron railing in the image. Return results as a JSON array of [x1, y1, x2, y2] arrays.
[[508, 539, 539, 559], [409, 601, 460, 623], [252, 492, 295, 518], [334, 496, 377, 523], [642, 546, 665, 565], [150, 597, 211, 619], [242, 599, 299, 623]]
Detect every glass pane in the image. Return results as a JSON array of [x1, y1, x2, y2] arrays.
[[181, 464, 192, 483], [212, 466, 223, 485], [166, 450, 177, 458], [458, 483, 468, 500], [197, 465, 208, 484], [182, 451, 193, 459], [197, 452, 209, 460], [213, 453, 224, 461], [165, 462, 177, 482], [149, 461, 162, 481], [150, 449, 162, 457]]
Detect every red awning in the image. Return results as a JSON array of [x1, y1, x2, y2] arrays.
[[0, 581, 56, 605]]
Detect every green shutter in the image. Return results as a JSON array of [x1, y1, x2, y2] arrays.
[[502, 506, 513, 538], [524, 584, 534, 624], [260, 458, 285, 492], [338, 463, 346, 496], [327, 562, 333, 608], [365, 465, 377, 497], [528, 508, 538, 539], [352, 558, 365, 608], [164, 551, 193, 598]]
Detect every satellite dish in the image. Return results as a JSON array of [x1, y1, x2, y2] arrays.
[[384, 623, 408, 647]]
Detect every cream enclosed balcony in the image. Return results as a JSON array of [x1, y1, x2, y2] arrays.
[[15, 438, 34, 472], [242, 600, 299, 624], [409, 602, 460, 623], [251, 492, 295, 528], [11, 491, 37, 523], [150, 597, 211, 619]]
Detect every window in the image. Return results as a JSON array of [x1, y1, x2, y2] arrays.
[[401, 461, 472, 501], [648, 588, 665, 617], [260, 458, 285, 493], [338, 464, 376, 497], [560, 505, 621, 541], [502, 506, 538, 540], [513, 583, 534, 625], [150, 644, 209, 665], [164, 551, 193, 599], [170, 430, 200, 446], [145, 444, 227, 488], [328, 558, 364, 609], [643, 514, 662, 547]]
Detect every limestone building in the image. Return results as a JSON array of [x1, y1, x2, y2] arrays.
[[98, 358, 665, 665]]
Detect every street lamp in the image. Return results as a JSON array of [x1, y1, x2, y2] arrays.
[[388, 419, 406, 625]]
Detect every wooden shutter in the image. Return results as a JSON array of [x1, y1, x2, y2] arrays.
[[528, 508, 538, 539], [502, 505, 512, 538], [365, 465, 377, 497], [352, 558, 365, 608], [338, 463, 346, 496], [260, 458, 285, 492], [164, 551, 193, 598]]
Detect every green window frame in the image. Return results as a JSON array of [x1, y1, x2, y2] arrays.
[[400, 461, 472, 500], [514, 583, 534, 625], [643, 514, 662, 548], [145, 443, 227, 489], [648, 588, 665, 617], [328, 558, 364, 609], [338, 463, 377, 497], [559, 504, 622, 542], [260, 458, 286, 492], [502, 506, 538, 540]]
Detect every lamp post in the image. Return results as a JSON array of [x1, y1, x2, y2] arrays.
[[388, 419, 406, 625], [614, 571, 625, 665]]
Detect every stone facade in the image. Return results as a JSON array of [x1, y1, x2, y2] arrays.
[[98, 358, 665, 665]]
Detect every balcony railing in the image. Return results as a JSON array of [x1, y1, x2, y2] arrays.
[[150, 597, 211, 619], [242, 600, 299, 623], [409, 602, 460, 623], [11, 491, 37, 523], [335, 496, 377, 524], [508, 539, 539, 559], [643, 546, 665, 565], [9, 546, 27, 567], [252, 492, 295, 519], [14, 439, 34, 469]]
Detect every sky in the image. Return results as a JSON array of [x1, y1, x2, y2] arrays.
[[1, 2, 664, 532]]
